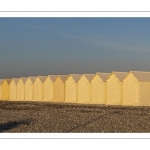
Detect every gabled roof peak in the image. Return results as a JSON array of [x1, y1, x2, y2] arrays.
[[4, 79, 12, 84], [111, 72, 129, 81], [47, 75, 57, 82], [37, 76, 47, 83], [0, 79, 4, 84], [82, 74, 95, 82], [69, 74, 82, 82], [19, 77, 28, 83], [57, 75, 69, 82], [11, 78, 20, 84], [112, 71, 128, 73], [27, 77, 37, 83], [96, 73, 111, 81], [129, 71, 150, 81], [130, 71, 150, 73]]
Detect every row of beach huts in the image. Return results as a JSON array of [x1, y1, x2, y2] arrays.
[[0, 71, 150, 106]]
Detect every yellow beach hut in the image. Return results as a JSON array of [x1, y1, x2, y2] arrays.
[[65, 74, 82, 103], [54, 75, 69, 102], [44, 75, 57, 101], [17, 77, 27, 101], [0, 79, 4, 100], [123, 71, 150, 106], [1, 79, 12, 100], [106, 72, 128, 105], [34, 76, 47, 101], [25, 77, 36, 101], [9, 78, 20, 100], [77, 74, 95, 104], [91, 72, 111, 104]]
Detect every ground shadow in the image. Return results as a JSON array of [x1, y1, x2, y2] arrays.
[[0, 119, 32, 132], [66, 113, 107, 132]]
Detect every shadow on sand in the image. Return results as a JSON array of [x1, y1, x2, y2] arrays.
[[0, 119, 32, 132], [67, 113, 107, 132]]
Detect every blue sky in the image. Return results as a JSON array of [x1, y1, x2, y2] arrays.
[[0, 18, 150, 78]]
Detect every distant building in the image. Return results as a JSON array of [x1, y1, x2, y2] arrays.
[[25, 77, 36, 100], [65, 74, 82, 103], [77, 74, 95, 104], [106, 72, 128, 105], [9, 78, 20, 100], [44, 75, 57, 101], [54, 75, 69, 102], [34, 76, 47, 101], [1, 79, 12, 100], [0, 79, 4, 100], [17, 77, 27, 101], [123, 71, 150, 106], [91, 72, 111, 104]]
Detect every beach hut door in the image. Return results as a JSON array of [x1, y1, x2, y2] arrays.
[[116, 82, 120, 104], [134, 82, 139, 105], [50, 83, 53, 100], [60, 83, 63, 101], [99, 82, 103, 103], [22, 84, 24, 99], [39, 84, 42, 100], [72, 83, 76, 102], [86, 82, 89, 102], [30, 84, 32, 100], [14, 84, 16, 99], [0, 87, 1, 98]]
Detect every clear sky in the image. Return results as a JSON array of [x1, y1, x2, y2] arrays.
[[1, 18, 150, 78]]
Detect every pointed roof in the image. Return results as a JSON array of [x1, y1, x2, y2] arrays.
[[20, 77, 28, 83], [83, 74, 95, 82], [38, 76, 47, 83], [58, 75, 69, 82], [111, 72, 129, 81], [4, 79, 12, 84], [96, 72, 111, 81], [69, 74, 82, 82], [28, 77, 37, 83], [129, 71, 150, 81], [0, 79, 4, 84], [12, 78, 20, 84], [48, 75, 57, 82]]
